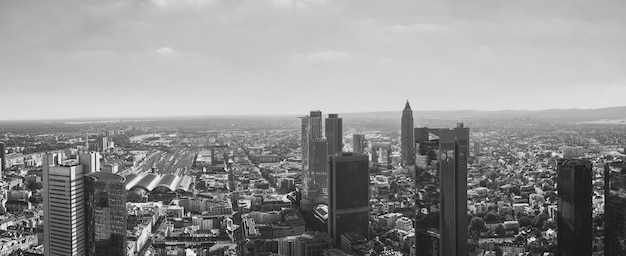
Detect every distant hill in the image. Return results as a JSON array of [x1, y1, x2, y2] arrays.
[[340, 106, 626, 122]]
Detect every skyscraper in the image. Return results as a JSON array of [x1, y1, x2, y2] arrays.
[[556, 159, 592, 256], [313, 138, 329, 200], [605, 163, 626, 255], [43, 155, 86, 256], [401, 101, 414, 165], [84, 172, 127, 256], [352, 134, 365, 154], [0, 141, 5, 177], [414, 123, 469, 256], [325, 114, 343, 157], [79, 152, 101, 173], [328, 153, 370, 246], [300, 110, 323, 210]]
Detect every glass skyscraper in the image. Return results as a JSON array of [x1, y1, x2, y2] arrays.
[[605, 163, 626, 255], [85, 172, 127, 256], [414, 124, 469, 256], [328, 153, 370, 247], [325, 114, 343, 157], [556, 159, 592, 256]]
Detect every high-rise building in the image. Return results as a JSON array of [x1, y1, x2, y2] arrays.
[[325, 114, 343, 157], [43, 155, 86, 256], [414, 123, 469, 256], [556, 159, 592, 256], [84, 172, 127, 256], [605, 163, 626, 255], [401, 101, 414, 165], [0, 141, 5, 176], [328, 153, 370, 246], [352, 134, 365, 154], [300, 111, 323, 210], [313, 138, 329, 200], [79, 152, 101, 173], [101, 137, 108, 151], [474, 141, 480, 157]]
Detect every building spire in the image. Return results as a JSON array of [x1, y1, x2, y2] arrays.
[[404, 100, 412, 111]]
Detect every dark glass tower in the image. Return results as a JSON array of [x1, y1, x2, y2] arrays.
[[414, 124, 469, 256], [556, 159, 592, 256], [604, 163, 626, 255], [0, 142, 5, 176], [85, 172, 127, 256], [328, 153, 370, 247], [325, 114, 343, 157], [401, 101, 414, 165]]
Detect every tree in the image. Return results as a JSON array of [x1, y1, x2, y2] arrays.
[[533, 214, 549, 228], [542, 220, 556, 230], [495, 224, 506, 237], [508, 186, 521, 196], [484, 213, 499, 223], [470, 217, 486, 234], [518, 216, 532, 227]]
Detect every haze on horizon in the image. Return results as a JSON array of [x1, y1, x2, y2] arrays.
[[1, 0, 625, 121]]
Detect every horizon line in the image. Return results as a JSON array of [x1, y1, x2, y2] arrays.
[[1, 105, 625, 122]]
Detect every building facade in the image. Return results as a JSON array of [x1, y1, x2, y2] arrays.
[[43, 155, 86, 256], [300, 111, 323, 210], [414, 124, 469, 256], [605, 163, 626, 255], [325, 114, 343, 157], [84, 172, 127, 256], [401, 101, 414, 165], [557, 159, 592, 256], [352, 134, 365, 154], [328, 153, 370, 247]]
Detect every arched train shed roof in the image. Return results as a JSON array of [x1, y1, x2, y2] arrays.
[[124, 173, 142, 190], [153, 174, 179, 193], [131, 173, 161, 192], [176, 175, 193, 192], [126, 173, 194, 193]]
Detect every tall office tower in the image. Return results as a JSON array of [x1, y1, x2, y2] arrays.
[[313, 138, 329, 199], [300, 111, 323, 210], [352, 134, 365, 154], [474, 141, 480, 157], [85, 133, 89, 151], [79, 152, 101, 173], [328, 153, 370, 246], [43, 155, 86, 256], [605, 163, 626, 255], [401, 101, 414, 165], [556, 159, 592, 256], [325, 114, 343, 157], [101, 137, 108, 151], [0, 141, 5, 176], [414, 123, 469, 256], [84, 172, 127, 256]]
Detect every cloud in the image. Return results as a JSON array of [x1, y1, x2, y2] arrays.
[[155, 47, 175, 56], [389, 23, 444, 34], [271, 0, 330, 9], [293, 50, 350, 61], [151, 0, 217, 8]]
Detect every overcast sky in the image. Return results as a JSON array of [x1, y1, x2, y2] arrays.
[[1, 0, 625, 120]]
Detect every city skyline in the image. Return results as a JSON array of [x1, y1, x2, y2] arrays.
[[1, 0, 625, 120]]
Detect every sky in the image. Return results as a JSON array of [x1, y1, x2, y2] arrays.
[[1, 0, 625, 120]]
